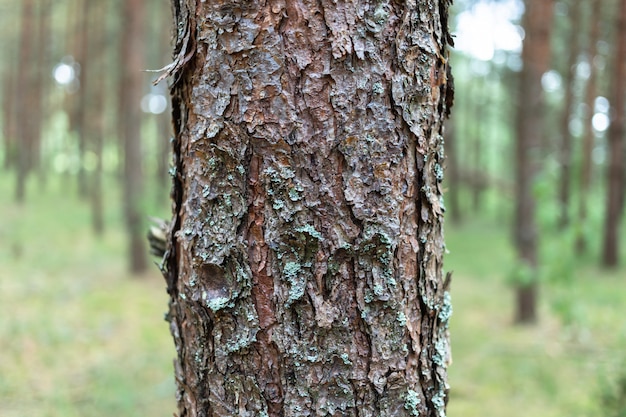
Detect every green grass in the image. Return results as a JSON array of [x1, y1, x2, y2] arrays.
[[445, 218, 626, 417], [0, 174, 175, 417], [1, 173, 625, 416]]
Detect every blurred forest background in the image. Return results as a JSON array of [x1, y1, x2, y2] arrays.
[[1, 0, 625, 416]]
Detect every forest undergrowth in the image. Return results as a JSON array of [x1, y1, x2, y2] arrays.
[[0, 175, 625, 417]]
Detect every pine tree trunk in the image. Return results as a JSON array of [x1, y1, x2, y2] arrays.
[[514, 0, 555, 324], [15, 0, 35, 202], [90, 1, 107, 235], [445, 120, 460, 224], [76, 0, 90, 198], [121, 0, 148, 273], [602, 0, 626, 268], [2, 54, 17, 171], [557, 0, 581, 230], [576, 0, 601, 254], [163, 1, 453, 415]]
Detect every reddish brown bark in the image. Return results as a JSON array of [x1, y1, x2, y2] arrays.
[[514, 0, 555, 323], [163, 1, 454, 416], [602, 0, 626, 267]]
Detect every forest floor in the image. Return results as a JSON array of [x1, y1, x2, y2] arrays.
[[445, 218, 626, 417], [1, 176, 625, 417]]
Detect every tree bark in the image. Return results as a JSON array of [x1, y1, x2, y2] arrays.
[[514, 0, 555, 324], [162, 1, 454, 416], [602, 0, 626, 268]]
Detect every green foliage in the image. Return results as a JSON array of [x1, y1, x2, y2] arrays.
[[599, 365, 626, 417], [506, 259, 537, 286]]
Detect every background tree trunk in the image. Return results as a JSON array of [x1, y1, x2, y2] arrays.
[[2, 53, 17, 171], [154, 4, 173, 203], [557, 0, 582, 230], [34, 0, 51, 180], [89, 1, 106, 235], [514, 0, 555, 324], [576, 0, 602, 254], [471, 88, 483, 213], [76, 0, 90, 199], [602, 0, 626, 268], [163, 1, 453, 416], [14, 0, 36, 202], [445, 120, 460, 224], [120, 0, 147, 273]]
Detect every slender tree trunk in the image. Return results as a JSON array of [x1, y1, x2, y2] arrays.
[[602, 0, 626, 268], [558, 0, 582, 229], [472, 80, 483, 213], [157, 107, 172, 190], [15, 0, 36, 202], [156, 5, 173, 198], [576, 0, 601, 254], [121, 0, 147, 273], [162, 1, 454, 416], [514, 0, 555, 324], [90, 1, 106, 235], [75, 0, 90, 198], [63, 0, 83, 191], [30, 0, 50, 181], [2, 60, 17, 171], [446, 120, 460, 224]]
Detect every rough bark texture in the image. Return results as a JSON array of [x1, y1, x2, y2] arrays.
[[514, 0, 554, 324], [163, 1, 453, 416], [602, 0, 626, 267]]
